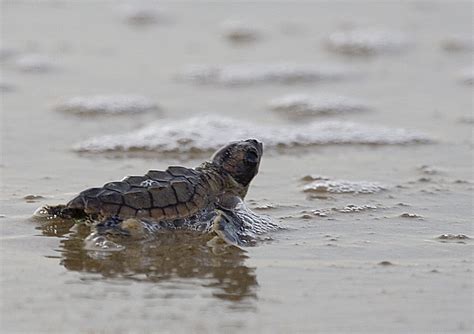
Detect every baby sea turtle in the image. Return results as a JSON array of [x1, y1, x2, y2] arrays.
[[36, 139, 275, 246]]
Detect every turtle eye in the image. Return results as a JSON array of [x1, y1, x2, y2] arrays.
[[244, 150, 259, 165]]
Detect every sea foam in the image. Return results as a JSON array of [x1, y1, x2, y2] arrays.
[[180, 63, 356, 85], [15, 54, 56, 73], [325, 29, 410, 55], [268, 93, 371, 117], [304, 179, 388, 194], [55, 95, 159, 115], [74, 115, 432, 154]]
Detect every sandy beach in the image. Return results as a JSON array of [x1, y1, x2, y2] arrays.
[[1, 1, 472, 333]]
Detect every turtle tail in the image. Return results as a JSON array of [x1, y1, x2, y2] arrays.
[[34, 204, 86, 220]]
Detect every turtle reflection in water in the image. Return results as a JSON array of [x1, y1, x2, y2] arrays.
[[35, 139, 277, 247], [40, 220, 258, 301]]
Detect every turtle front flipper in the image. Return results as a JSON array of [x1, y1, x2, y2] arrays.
[[212, 197, 278, 247], [212, 210, 245, 247]]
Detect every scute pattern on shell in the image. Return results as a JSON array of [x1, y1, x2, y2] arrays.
[[66, 166, 208, 220]]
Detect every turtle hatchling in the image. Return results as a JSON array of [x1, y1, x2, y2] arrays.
[[35, 139, 276, 246]]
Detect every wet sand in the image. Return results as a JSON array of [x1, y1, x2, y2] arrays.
[[1, 2, 473, 333]]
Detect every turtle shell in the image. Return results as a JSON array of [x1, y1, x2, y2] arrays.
[[66, 166, 210, 220]]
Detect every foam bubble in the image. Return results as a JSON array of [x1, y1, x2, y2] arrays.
[[325, 29, 410, 55], [180, 63, 356, 86], [304, 179, 388, 194], [55, 95, 159, 115], [337, 204, 378, 212], [305, 203, 379, 217], [33, 206, 53, 219], [15, 54, 56, 73], [418, 165, 447, 175], [400, 213, 423, 219], [74, 116, 432, 154], [220, 20, 261, 42], [268, 93, 371, 117]]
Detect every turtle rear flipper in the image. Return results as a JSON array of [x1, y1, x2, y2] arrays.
[[34, 204, 85, 220]]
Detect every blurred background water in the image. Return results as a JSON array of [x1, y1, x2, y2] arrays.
[[0, 1, 473, 333]]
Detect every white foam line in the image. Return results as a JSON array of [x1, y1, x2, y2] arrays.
[[73, 115, 433, 154]]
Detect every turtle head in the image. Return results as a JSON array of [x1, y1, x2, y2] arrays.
[[212, 139, 263, 189]]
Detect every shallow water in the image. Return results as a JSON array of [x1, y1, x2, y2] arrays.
[[1, 1, 473, 333]]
